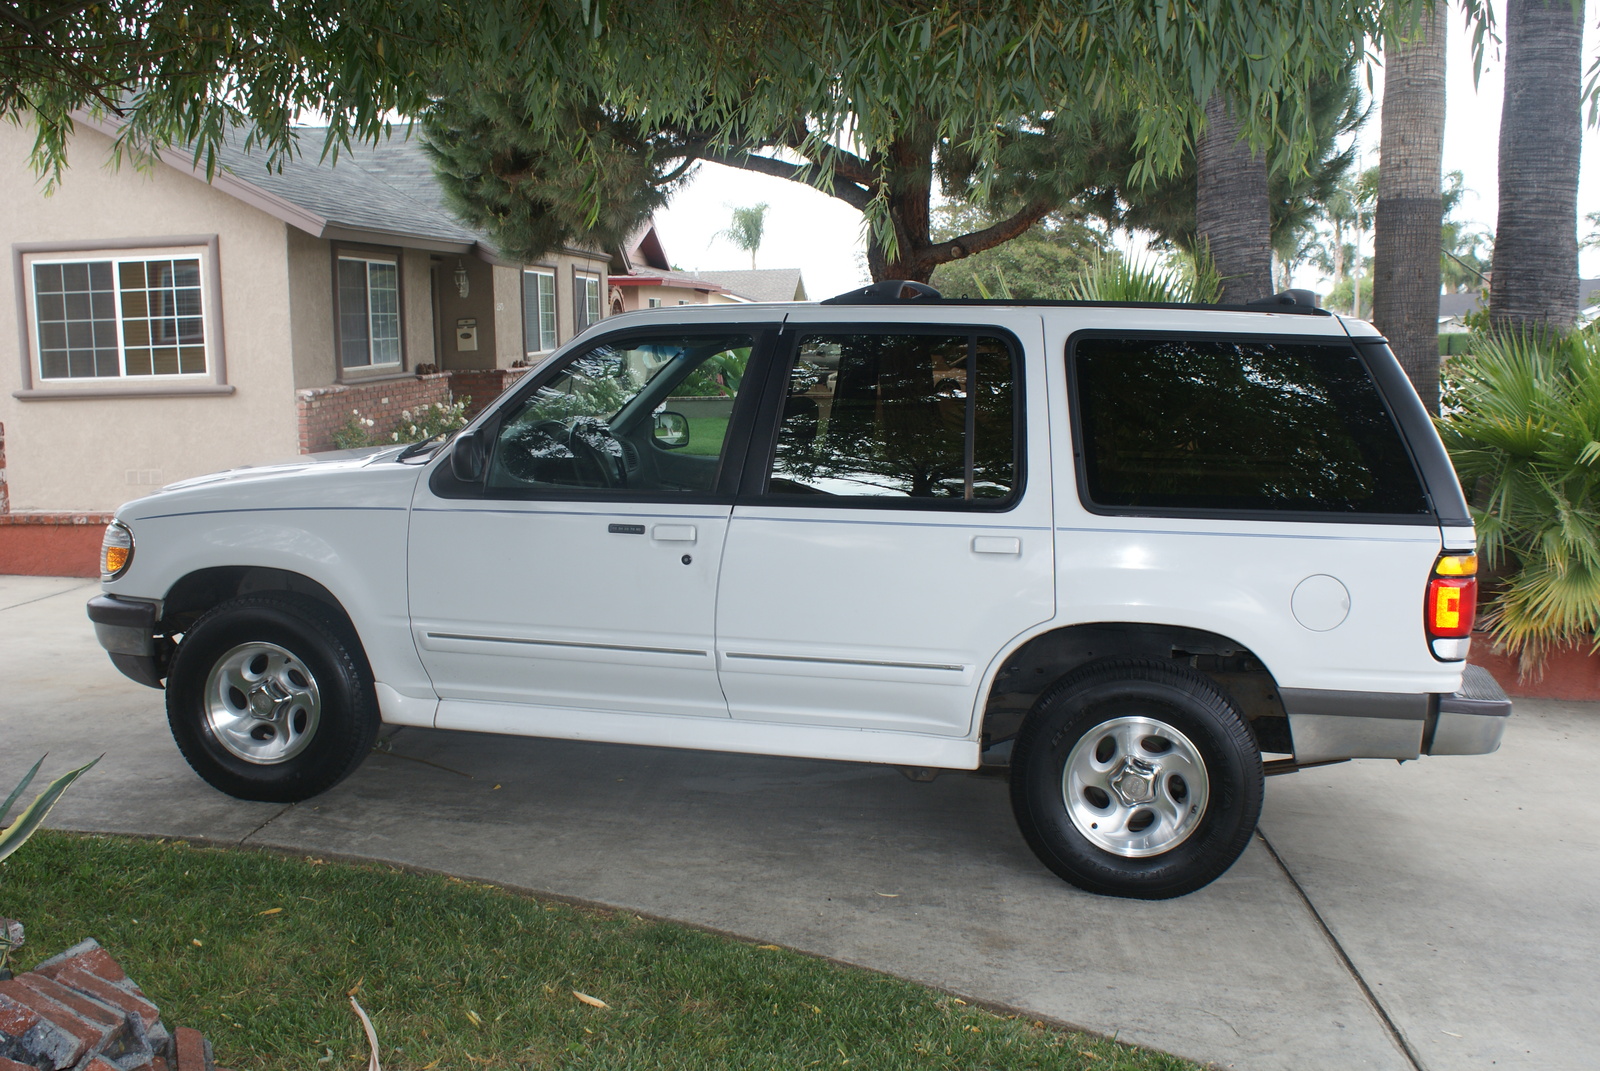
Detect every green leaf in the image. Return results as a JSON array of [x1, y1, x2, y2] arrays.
[[0, 755, 43, 827], [0, 756, 101, 863]]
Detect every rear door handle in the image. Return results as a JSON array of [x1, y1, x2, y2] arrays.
[[972, 535, 1021, 555], [652, 524, 698, 543]]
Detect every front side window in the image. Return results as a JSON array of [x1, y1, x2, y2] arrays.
[[764, 332, 1018, 503], [337, 255, 402, 369], [574, 272, 602, 331], [1071, 336, 1430, 517], [488, 333, 754, 495], [32, 256, 207, 379], [522, 269, 556, 354]]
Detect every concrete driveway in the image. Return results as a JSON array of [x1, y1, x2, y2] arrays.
[[5, 574, 1595, 1071]]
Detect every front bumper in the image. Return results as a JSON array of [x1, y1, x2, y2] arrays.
[[86, 594, 167, 689]]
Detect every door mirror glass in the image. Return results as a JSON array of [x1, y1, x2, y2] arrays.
[[654, 411, 691, 449], [450, 427, 485, 482]]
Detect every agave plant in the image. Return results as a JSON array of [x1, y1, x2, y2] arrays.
[[1435, 329, 1600, 670], [0, 755, 100, 863], [1064, 252, 1223, 304]]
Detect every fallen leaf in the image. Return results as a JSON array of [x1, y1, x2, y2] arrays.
[[756, 944, 783, 951], [573, 991, 609, 1009], [464, 1010, 483, 1027], [493, 784, 501, 790], [1441, 1030, 1463, 1038], [349, 996, 381, 1071], [257, 908, 283, 916], [875, 892, 899, 898], [952, 998, 966, 1005], [1079, 1052, 1102, 1061], [421, 1061, 441, 1070], [191, 939, 203, 947], [347, 978, 364, 996]]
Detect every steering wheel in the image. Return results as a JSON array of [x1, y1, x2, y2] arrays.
[[563, 417, 627, 488]]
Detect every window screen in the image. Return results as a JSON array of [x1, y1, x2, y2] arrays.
[[765, 332, 1016, 502], [33, 257, 207, 379], [1072, 337, 1430, 516]]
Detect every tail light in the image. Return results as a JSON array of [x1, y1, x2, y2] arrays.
[[1426, 553, 1477, 660]]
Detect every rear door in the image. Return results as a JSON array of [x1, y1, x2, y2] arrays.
[[713, 314, 1055, 737]]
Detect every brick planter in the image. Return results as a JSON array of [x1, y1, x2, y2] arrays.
[[0, 939, 228, 1070], [1470, 633, 1600, 702], [0, 515, 113, 578], [296, 374, 453, 454], [448, 368, 530, 420]]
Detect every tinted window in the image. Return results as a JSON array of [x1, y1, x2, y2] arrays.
[[765, 332, 1016, 502], [1072, 337, 1429, 515], [487, 334, 753, 494]]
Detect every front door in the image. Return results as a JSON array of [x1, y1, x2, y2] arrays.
[[714, 321, 1056, 737], [409, 328, 763, 720]]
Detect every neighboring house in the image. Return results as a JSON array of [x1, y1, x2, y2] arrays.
[[1437, 277, 1600, 332], [608, 222, 808, 311], [0, 116, 611, 535]]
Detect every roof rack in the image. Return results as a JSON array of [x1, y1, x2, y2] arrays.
[[820, 279, 1330, 316]]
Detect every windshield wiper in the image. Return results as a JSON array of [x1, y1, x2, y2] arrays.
[[397, 429, 459, 463]]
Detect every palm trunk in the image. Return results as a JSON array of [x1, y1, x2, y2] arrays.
[[1373, 1, 1447, 413], [1195, 95, 1274, 304], [1490, 0, 1583, 333]]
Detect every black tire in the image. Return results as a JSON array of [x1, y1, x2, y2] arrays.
[[166, 594, 379, 802], [1009, 658, 1263, 899]]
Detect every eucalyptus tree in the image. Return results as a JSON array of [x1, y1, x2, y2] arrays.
[[1373, 0, 1448, 413], [1491, 0, 1585, 332]]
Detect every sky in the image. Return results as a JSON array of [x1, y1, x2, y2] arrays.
[[652, 10, 1600, 301]]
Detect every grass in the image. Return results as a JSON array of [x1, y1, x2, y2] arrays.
[[0, 831, 1199, 1071]]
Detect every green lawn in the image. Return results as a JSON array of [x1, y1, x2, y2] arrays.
[[2, 832, 1198, 1071]]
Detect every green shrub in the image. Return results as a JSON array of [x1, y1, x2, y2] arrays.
[[1435, 329, 1600, 669]]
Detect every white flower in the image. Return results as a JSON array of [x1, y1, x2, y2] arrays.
[[364, 418, 375, 427]]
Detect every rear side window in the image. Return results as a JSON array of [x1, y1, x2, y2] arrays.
[[1071, 336, 1430, 517], [764, 332, 1017, 503]]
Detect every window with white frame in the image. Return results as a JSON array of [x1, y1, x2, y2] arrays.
[[522, 268, 557, 354], [337, 254, 402, 369], [647, 297, 662, 308], [31, 255, 208, 379], [574, 271, 602, 331]]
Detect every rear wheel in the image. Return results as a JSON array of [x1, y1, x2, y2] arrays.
[[1010, 658, 1263, 899], [166, 595, 378, 802]]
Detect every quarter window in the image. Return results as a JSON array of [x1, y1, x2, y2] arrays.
[[1071, 336, 1430, 516], [764, 332, 1017, 503], [337, 255, 402, 369], [522, 269, 557, 354], [31, 256, 207, 379]]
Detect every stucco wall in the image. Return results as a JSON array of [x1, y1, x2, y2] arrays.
[[286, 226, 332, 390], [0, 121, 300, 512]]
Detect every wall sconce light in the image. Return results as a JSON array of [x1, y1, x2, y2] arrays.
[[453, 261, 470, 299]]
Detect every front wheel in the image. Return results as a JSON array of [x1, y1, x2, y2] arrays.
[[1009, 658, 1263, 899], [166, 595, 379, 802]]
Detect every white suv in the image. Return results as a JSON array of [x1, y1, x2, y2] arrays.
[[88, 283, 1511, 898]]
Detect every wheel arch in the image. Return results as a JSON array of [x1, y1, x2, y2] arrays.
[[980, 622, 1291, 759], [161, 567, 359, 650]]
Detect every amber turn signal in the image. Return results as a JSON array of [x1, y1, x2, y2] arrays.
[[100, 522, 133, 580]]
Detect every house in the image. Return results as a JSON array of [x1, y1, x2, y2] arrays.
[[0, 116, 612, 570], [608, 222, 807, 311], [1437, 277, 1600, 332]]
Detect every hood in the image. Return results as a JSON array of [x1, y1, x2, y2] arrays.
[[151, 445, 405, 495]]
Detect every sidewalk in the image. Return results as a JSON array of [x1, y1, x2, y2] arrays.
[[4, 574, 1595, 1070]]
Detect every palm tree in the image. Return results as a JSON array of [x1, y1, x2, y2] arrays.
[[1490, 0, 1584, 333], [1373, 0, 1447, 412], [715, 203, 770, 270], [1195, 95, 1273, 303]]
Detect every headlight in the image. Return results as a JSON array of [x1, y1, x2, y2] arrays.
[[101, 521, 133, 580]]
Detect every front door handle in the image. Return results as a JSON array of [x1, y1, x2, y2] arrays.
[[652, 524, 697, 543], [972, 535, 1021, 555]]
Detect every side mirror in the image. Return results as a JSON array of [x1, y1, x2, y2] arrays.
[[450, 428, 486, 481], [654, 411, 691, 449]]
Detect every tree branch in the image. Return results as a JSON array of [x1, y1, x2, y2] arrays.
[[934, 198, 1055, 262], [697, 148, 875, 211]]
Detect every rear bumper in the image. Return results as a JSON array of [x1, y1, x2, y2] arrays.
[[1284, 665, 1511, 762], [86, 594, 167, 689], [1425, 664, 1513, 755]]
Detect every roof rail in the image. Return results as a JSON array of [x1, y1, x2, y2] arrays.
[[821, 279, 942, 304], [1248, 288, 1321, 309]]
